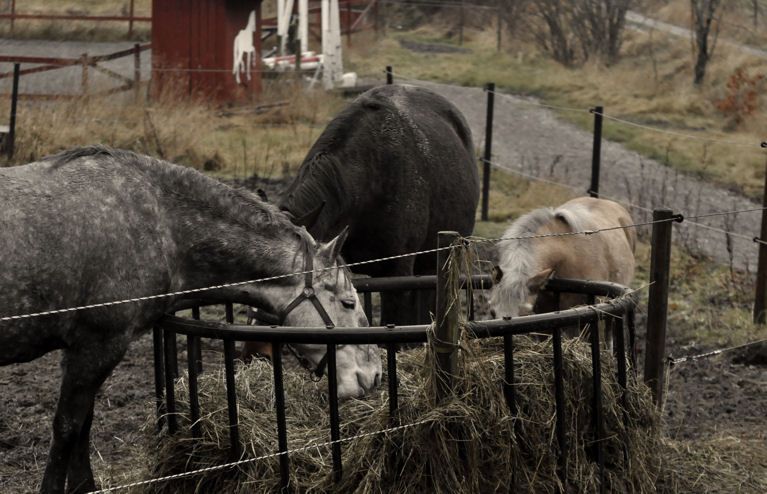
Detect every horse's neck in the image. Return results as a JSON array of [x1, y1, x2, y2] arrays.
[[155, 168, 305, 292]]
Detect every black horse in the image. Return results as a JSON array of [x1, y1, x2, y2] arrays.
[[280, 84, 479, 325], [0, 146, 380, 493]]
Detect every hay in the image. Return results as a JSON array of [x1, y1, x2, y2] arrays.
[[657, 435, 767, 493], [143, 334, 661, 493]]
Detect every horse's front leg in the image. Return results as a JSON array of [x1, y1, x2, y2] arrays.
[[64, 407, 95, 494], [41, 338, 127, 494]]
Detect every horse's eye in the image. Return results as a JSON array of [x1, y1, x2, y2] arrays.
[[341, 298, 356, 309]]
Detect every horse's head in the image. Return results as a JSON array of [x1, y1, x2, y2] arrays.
[[487, 263, 555, 319], [269, 227, 382, 399]]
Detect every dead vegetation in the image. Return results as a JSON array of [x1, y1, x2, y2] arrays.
[[0, 78, 345, 181]]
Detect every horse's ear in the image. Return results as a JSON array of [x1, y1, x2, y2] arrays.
[[256, 188, 269, 202], [491, 265, 503, 284], [527, 268, 554, 292], [289, 202, 326, 229], [320, 226, 350, 261]]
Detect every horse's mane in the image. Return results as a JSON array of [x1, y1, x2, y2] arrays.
[[280, 152, 349, 234], [46, 145, 310, 243], [495, 206, 581, 311]]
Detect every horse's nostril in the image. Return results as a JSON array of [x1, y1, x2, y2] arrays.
[[490, 309, 497, 318], [375, 372, 382, 387]]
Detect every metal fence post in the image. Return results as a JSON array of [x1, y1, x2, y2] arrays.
[[754, 152, 767, 323], [434, 231, 461, 402], [589, 105, 603, 198], [128, 0, 135, 37], [133, 43, 141, 102], [481, 82, 495, 221], [386, 65, 393, 85], [496, 7, 502, 52], [6, 63, 19, 159], [644, 209, 675, 408]]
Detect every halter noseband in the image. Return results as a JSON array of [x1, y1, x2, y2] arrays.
[[248, 243, 338, 380]]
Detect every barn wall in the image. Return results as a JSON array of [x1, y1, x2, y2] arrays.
[[152, 0, 262, 102]]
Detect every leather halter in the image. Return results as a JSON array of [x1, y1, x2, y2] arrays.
[[272, 243, 337, 380]]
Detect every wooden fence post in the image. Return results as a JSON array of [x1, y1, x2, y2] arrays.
[[644, 209, 675, 408], [386, 65, 393, 84], [590, 105, 603, 198], [128, 0, 135, 37], [481, 82, 495, 222], [80, 53, 89, 96], [753, 151, 767, 323], [434, 231, 461, 402]]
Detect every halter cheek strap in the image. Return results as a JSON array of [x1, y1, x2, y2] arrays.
[[276, 244, 337, 379]]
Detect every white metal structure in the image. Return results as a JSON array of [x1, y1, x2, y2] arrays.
[[273, 0, 346, 89]]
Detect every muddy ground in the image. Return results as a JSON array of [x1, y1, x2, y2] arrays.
[[2, 178, 766, 493]]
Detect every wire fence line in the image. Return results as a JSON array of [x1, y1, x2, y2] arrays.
[[668, 338, 767, 367], [86, 418, 435, 493], [486, 157, 767, 248], [6, 204, 767, 323], [485, 158, 584, 193]]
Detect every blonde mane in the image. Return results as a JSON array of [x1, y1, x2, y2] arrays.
[[492, 206, 579, 316]]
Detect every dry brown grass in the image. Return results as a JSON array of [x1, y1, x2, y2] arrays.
[[0, 78, 346, 180]]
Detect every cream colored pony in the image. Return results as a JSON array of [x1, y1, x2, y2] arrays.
[[488, 197, 636, 339]]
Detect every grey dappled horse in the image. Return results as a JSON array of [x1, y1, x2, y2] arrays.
[[0, 146, 381, 494]]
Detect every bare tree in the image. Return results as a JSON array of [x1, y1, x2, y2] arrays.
[[752, 0, 760, 28], [531, 0, 578, 65], [517, 0, 634, 66], [690, 0, 723, 85], [571, 0, 633, 64]]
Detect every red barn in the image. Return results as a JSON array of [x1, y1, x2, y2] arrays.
[[152, 0, 264, 102]]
